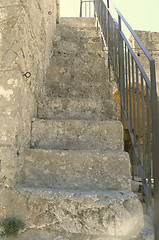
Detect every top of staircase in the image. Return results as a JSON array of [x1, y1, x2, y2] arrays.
[[60, 17, 95, 27]]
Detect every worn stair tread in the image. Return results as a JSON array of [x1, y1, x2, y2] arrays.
[[60, 17, 95, 26], [52, 47, 104, 59], [54, 37, 102, 53], [0, 187, 143, 237], [31, 119, 124, 151], [50, 55, 106, 74], [48, 52, 107, 81], [56, 25, 100, 38], [22, 148, 131, 190], [46, 65, 108, 84], [37, 97, 117, 120]]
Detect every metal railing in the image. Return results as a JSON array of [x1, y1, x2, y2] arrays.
[[94, 0, 159, 239], [80, 0, 95, 17]]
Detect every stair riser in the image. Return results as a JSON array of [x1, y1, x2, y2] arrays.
[[50, 55, 106, 73], [46, 82, 110, 99], [31, 120, 124, 151], [46, 65, 108, 84], [38, 98, 118, 120], [22, 149, 131, 190], [57, 26, 100, 38], [54, 38, 102, 53]]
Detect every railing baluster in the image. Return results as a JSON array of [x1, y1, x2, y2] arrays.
[[141, 75, 146, 179], [128, 50, 132, 134], [146, 85, 152, 204], [136, 64, 141, 168], [150, 60, 159, 238], [125, 43, 128, 121]]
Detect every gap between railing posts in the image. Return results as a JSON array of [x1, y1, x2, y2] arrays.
[[94, 0, 159, 239]]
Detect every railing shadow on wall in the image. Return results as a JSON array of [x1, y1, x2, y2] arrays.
[[80, 0, 159, 239]]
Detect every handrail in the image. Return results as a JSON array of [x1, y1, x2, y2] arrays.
[[80, 0, 95, 17], [116, 10, 154, 61], [108, 0, 154, 61], [94, 0, 159, 239]]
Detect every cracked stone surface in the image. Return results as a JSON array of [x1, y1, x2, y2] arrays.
[[0, 188, 143, 239]]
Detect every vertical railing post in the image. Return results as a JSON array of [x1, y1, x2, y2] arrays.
[[150, 60, 159, 240], [80, 0, 82, 17], [107, 0, 111, 81], [118, 15, 125, 128]]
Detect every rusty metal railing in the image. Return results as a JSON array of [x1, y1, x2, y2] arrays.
[[94, 0, 159, 239]]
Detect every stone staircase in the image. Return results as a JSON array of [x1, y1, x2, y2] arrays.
[[5, 18, 144, 240]]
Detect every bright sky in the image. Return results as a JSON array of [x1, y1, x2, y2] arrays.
[[60, 0, 159, 33]]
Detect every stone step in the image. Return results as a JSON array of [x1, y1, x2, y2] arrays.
[[37, 97, 117, 120], [31, 119, 124, 151], [60, 17, 95, 27], [54, 36, 102, 54], [45, 79, 112, 99], [46, 61, 108, 83], [52, 43, 104, 59], [56, 24, 100, 39], [22, 149, 131, 190], [50, 52, 106, 74], [0, 187, 144, 239]]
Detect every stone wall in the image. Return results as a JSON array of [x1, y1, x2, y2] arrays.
[[0, 0, 57, 187], [129, 30, 159, 96]]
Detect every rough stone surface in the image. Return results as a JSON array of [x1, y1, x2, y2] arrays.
[[31, 119, 124, 151], [0, 0, 57, 187], [0, 188, 143, 239], [38, 97, 118, 120], [22, 149, 131, 190], [0, 148, 19, 188], [129, 30, 159, 96], [0, 71, 36, 150], [0, 0, 57, 96], [45, 78, 111, 99]]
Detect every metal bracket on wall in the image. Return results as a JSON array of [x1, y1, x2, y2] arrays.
[[23, 72, 31, 78]]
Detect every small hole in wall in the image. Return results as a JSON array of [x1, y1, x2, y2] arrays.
[[137, 52, 140, 57]]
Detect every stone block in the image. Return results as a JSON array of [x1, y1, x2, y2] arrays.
[[45, 80, 112, 99], [22, 149, 131, 190], [49, 53, 106, 78], [0, 70, 36, 149], [31, 119, 124, 151], [37, 97, 118, 120], [60, 17, 95, 27], [0, 188, 144, 239], [0, 147, 19, 188]]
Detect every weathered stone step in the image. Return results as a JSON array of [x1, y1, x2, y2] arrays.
[[46, 62, 108, 85], [22, 149, 131, 190], [37, 97, 117, 120], [56, 24, 100, 39], [50, 53, 106, 74], [0, 187, 143, 239], [60, 17, 95, 27], [31, 119, 124, 151], [53, 38, 102, 54], [52, 43, 103, 59], [45, 79, 112, 99]]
